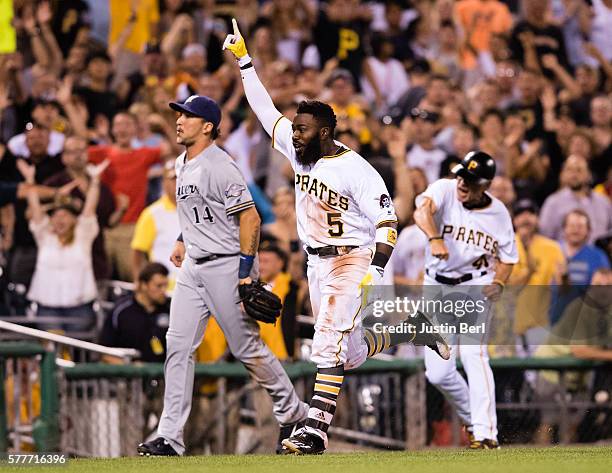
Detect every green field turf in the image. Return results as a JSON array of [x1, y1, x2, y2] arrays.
[[1, 446, 611, 473]]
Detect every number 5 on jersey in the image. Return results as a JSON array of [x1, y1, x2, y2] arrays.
[[327, 212, 344, 237], [192, 206, 214, 224]]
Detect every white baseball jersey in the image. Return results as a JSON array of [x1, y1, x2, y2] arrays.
[[416, 178, 518, 278], [271, 117, 397, 248], [240, 64, 396, 376]]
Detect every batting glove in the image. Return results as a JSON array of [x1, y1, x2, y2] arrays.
[[359, 265, 384, 307], [222, 18, 251, 67]]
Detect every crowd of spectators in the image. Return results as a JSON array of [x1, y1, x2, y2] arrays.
[[0, 0, 611, 449], [0, 0, 611, 393]]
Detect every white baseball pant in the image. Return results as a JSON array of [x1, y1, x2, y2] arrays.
[[423, 273, 498, 441], [307, 247, 372, 369]]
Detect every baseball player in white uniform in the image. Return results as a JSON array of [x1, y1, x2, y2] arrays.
[[223, 19, 448, 455], [414, 151, 519, 449]]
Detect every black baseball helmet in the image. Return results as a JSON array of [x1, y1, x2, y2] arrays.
[[451, 151, 496, 185]]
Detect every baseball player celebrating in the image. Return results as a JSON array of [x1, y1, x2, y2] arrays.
[[137, 95, 309, 456], [223, 20, 448, 455], [413, 151, 519, 449]]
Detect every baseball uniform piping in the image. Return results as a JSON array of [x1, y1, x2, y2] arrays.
[[271, 115, 284, 149]]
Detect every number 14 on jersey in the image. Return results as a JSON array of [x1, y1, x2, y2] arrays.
[[192, 206, 214, 224]]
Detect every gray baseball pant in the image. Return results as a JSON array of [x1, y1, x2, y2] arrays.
[[157, 255, 308, 454]]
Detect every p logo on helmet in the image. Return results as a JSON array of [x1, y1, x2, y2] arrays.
[[468, 161, 478, 171]]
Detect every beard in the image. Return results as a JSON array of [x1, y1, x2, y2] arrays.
[[178, 135, 196, 147], [295, 137, 322, 166], [569, 182, 585, 191]]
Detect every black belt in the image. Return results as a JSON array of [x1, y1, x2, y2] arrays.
[[426, 269, 488, 285], [193, 253, 239, 264], [305, 245, 358, 257]]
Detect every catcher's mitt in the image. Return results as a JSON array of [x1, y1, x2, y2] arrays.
[[239, 281, 282, 324]]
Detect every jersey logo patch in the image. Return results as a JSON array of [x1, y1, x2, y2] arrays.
[[379, 194, 391, 208], [225, 183, 246, 198]]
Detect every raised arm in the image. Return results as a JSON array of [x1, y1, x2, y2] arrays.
[[17, 160, 44, 224], [36, 1, 64, 76], [223, 18, 283, 136], [83, 160, 109, 217]]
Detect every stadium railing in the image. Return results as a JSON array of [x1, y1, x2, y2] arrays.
[[0, 320, 138, 454], [1, 320, 611, 455]]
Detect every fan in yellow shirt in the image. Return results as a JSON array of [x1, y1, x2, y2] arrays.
[[109, 0, 159, 54], [510, 200, 566, 344], [130, 162, 179, 288]]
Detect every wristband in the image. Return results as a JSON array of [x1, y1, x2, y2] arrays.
[[428, 236, 443, 242], [289, 240, 300, 253], [237, 54, 252, 68], [492, 279, 505, 288], [375, 226, 397, 247], [239, 253, 255, 279], [371, 251, 390, 269]]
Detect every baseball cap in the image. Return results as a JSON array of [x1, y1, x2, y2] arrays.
[[169, 95, 222, 127], [24, 121, 49, 132], [327, 68, 355, 87], [32, 98, 61, 111], [513, 198, 539, 217], [451, 151, 496, 185], [410, 108, 440, 123]]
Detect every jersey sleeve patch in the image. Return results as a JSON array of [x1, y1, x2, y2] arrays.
[[225, 183, 246, 198], [379, 194, 392, 209]]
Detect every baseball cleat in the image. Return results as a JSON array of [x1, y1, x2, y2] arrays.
[[137, 437, 179, 456], [281, 430, 325, 455], [465, 425, 476, 445], [410, 311, 451, 360], [469, 438, 500, 450], [276, 420, 305, 454]]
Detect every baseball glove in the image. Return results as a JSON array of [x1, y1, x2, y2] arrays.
[[239, 281, 282, 324]]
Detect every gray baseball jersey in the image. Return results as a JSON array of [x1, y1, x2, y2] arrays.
[[175, 143, 254, 258]]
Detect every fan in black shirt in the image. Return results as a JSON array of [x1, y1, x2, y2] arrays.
[[100, 263, 171, 363], [313, 0, 372, 87], [74, 51, 118, 128], [509, 0, 570, 74]]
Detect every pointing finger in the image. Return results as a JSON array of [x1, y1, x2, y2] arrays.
[[232, 18, 241, 37]]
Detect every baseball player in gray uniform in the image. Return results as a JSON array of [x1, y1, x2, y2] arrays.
[[137, 95, 308, 456]]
